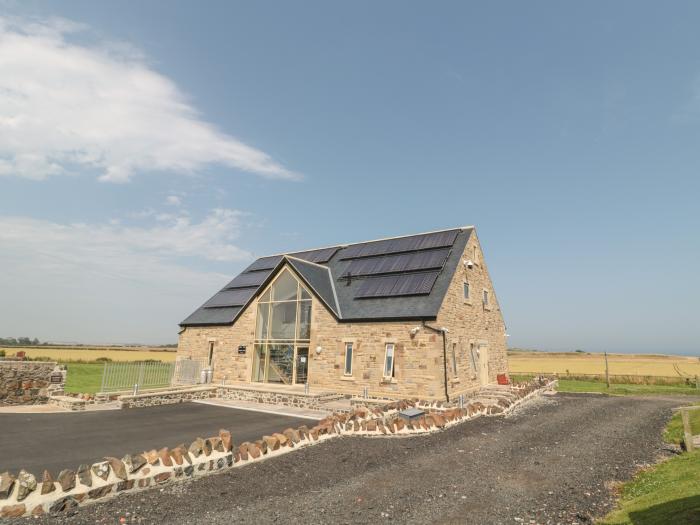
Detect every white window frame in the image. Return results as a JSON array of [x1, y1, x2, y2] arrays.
[[451, 342, 458, 377], [207, 341, 215, 366], [383, 343, 395, 378], [344, 342, 353, 376]]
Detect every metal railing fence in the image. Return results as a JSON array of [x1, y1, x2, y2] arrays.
[[99, 359, 208, 393]]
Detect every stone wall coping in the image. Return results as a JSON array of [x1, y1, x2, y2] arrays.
[[0, 361, 57, 366]]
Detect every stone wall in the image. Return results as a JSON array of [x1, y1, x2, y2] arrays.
[[0, 378, 554, 517], [0, 362, 60, 406], [216, 384, 340, 410], [435, 231, 509, 398], [119, 386, 217, 409]]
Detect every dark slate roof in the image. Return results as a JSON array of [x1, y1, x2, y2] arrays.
[[180, 226, 473, 326]]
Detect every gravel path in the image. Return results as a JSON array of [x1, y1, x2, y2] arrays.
[[8, 393, 688, 525]]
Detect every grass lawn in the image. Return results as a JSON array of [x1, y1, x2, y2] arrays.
[[511, 375, 700, 396], [64, 363, 105, 393], [600, 451, 700, 524]]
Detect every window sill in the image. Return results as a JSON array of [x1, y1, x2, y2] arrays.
[[380, 378, 397, 385], [451, 377, 461, 384], [340, 376, 355, 381], [463, 300, 472, 306]]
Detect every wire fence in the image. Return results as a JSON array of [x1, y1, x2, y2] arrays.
[[99, 359, 208, 393], [511, 371, 700, 386]]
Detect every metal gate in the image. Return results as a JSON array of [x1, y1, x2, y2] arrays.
[[99, 359, 207, 393]]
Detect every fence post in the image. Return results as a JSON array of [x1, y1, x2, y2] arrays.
[[681, 408, 694, 452], [604, 352, 610, 388]]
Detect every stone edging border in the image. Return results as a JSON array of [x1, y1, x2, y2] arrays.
[[0, 378, 555, 518]]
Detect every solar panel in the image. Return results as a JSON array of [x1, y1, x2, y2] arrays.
[[341, 247, 450, 277], [354, 271, 440, 298], [243, 246, 340, 272], [203, 288, 256, 308], [291, 246, 340, 264], [244, 256, 284, 273], [340, 230, 459, 260], [224, 270, 271, 289]]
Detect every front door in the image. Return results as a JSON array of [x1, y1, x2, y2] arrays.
[[295, 347, 309, 384], [478, 344, 489, 385]]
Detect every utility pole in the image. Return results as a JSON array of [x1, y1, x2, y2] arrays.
[[604, 351, 610, 389]]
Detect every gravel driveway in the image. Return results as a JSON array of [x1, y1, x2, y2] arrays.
[[8, 393, 689, 525]]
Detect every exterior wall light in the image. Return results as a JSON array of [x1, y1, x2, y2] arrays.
[[315, 346, 322, 355]]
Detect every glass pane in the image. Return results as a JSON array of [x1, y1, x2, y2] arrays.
[[270, 301, 297, 339], [384, 344, 394, 376], [255, 303, 269, 340], [463, 282, 469, 299], [345, 344, 353, 375], [297, 300, 312, 339], [267, 343, 294, 384], [296, 347, 309, 384], [252, 344, 266, 382], [300, 286, 311, 300], [272, 270, 298, 301], [259, 288, 271, 302]]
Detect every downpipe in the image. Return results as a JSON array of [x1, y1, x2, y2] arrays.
[[423, 322, 450, 403]]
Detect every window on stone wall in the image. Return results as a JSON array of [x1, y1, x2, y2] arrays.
[[451, 342, 458, 377], [253, 268, 313, 385], [383, 343, 395, 378], [344, 342, 353, 376], [463, 281, 470, 301], [482, 289, 489, 306]]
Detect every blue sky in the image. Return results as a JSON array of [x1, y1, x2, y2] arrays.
[[0, 2, 698, 354]]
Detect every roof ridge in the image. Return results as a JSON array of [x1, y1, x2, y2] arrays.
[[257, 225, 474, 260]]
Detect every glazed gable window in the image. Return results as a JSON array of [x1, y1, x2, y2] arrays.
[[383, 343, 395, 378], [463, 281, 470, 301], [344, 342, 353, 376]]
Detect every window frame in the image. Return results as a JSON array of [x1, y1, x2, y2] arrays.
[[463, 280, 471, 304], [482, 288, 490, 308], [344, 342, 353, 376], [383, 343, 395, 379], [451, 342, 458, 377]]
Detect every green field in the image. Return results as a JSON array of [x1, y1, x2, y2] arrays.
[[511, 375, 700, 396], [64, 363, 105, 394]]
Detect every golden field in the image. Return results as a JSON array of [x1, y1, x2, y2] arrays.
[[508, 350, 700, 377], [0, 346, 177, 362]]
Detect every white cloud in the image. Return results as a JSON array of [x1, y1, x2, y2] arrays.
[[0, 16, 300, 182], [0, 209, 253, 343], [166, 195, 182, 206]]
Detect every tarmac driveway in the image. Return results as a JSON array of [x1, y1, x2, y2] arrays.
[[0, 403, 316, 476]]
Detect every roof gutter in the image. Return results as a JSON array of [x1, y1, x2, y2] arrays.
[[422, 322, 450, 403]]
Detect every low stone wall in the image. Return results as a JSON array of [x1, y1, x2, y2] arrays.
[[0, 362, 61, 406], [48, 396, 87, 412], [215, 384, 331, 410], [0, 378, 554, 517], [119, 386, 217, 408]]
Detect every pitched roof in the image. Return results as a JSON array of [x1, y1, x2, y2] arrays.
[[180, 226, 473, 326]]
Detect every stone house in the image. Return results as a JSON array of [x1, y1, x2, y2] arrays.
[[177, 226, 508, 401]]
